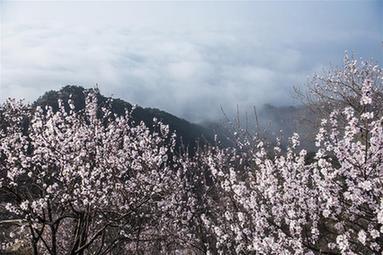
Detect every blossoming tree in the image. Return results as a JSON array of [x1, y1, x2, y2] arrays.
[[197, 59, 383, 254], [0, 91, 181, 254]]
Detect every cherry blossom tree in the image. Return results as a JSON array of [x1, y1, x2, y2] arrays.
[[0, 90, 181, 254], [295, 53, 383, 119], [196, 60, 383, 254]]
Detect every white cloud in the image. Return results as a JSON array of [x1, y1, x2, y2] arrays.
[[1, 1, 381, 122]]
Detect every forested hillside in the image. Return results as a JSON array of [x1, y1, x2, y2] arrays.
[[34, 85, 217, 152]]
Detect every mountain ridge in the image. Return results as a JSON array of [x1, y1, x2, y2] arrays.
[[33, 85, 217, 152]]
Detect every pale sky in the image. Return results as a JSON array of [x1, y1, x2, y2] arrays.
[[1, 0, 382, 121]]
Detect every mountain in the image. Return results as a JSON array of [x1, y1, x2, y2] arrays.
[[33, 86, 319, 153], [257, 104, 319, 150], [33, 85, 216, 153]]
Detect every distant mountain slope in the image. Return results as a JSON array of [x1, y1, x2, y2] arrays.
[[34, 85, 216, 152], [33, 86, 319, 152], [258, 104, 319, 150]]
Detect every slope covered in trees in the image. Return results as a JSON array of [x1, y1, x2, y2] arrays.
[[34, 85, 217, 152]]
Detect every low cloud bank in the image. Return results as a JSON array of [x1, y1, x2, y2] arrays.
[[1, 1, 381, 122]]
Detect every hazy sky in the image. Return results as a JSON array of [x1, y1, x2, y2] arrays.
[[1, 1, 382, 121]]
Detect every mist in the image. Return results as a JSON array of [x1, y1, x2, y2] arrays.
[[1, 1, 382, 122]]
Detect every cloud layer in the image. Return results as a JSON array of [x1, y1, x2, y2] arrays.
[[1, 1, 382, 121]]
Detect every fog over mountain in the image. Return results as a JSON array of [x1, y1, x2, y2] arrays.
[[1, 1, 382, 122]]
